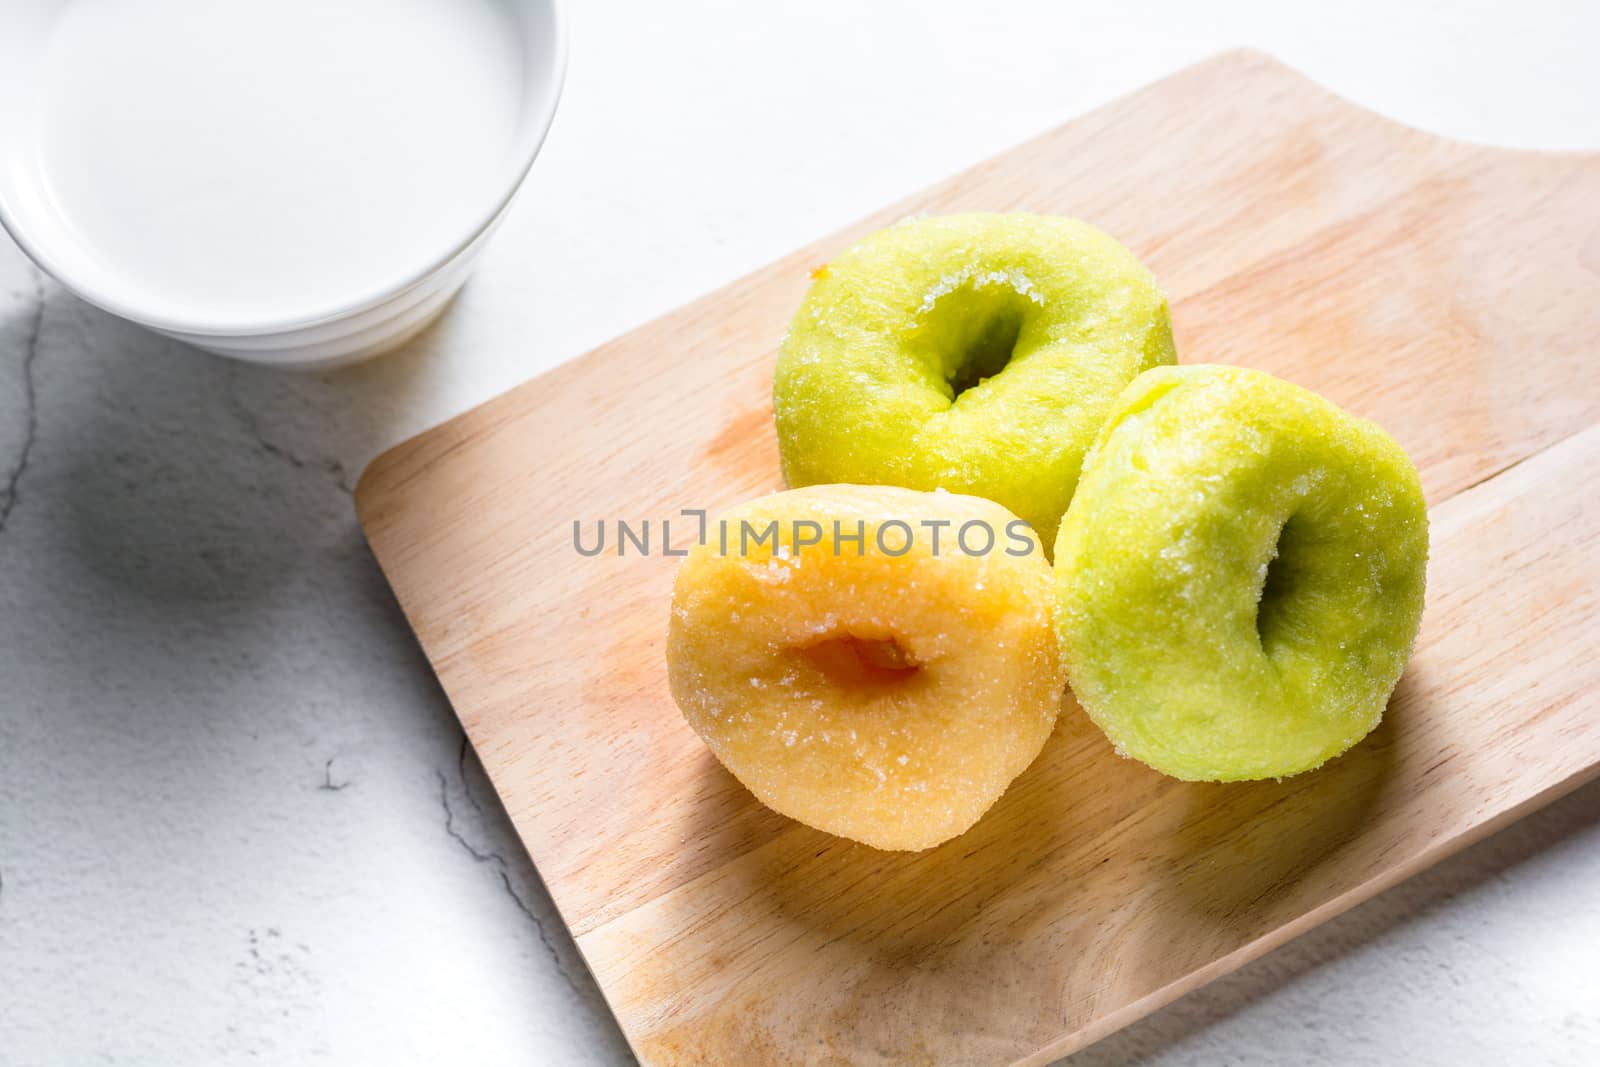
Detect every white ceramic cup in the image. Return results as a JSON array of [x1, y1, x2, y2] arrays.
[[0, 0, 566, 369]]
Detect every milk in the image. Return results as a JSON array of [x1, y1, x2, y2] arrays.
[[35, 0, 528, 325]]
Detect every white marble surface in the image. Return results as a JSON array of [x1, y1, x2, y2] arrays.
[[2, 2, 1598, 1064]]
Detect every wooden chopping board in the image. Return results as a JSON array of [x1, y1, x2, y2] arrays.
[[356, 51, 1600, 1066]]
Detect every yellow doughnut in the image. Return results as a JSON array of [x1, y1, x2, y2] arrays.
[[666, 484, 1063, 851]]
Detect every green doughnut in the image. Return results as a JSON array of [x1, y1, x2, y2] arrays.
[[1054, 365, 1429, 781], [774, 213, 1174, 548]]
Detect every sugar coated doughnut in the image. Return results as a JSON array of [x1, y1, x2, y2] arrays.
[[773, 213, 1175, 550], [1054, 365, 1428, 781], [667, 484, 1063, 850]]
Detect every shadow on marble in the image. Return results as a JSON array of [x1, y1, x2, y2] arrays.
[[48, 293, 447, 606], [0, 285, 634, 1064]]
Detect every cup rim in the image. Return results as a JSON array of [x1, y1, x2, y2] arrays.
[[0, 0, 568, 339]]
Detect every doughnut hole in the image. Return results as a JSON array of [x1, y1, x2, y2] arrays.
[[668, 484, 1064, 851], [908, 276, 1038, 401], [796, 633, 920, 687], [1254, 513, 1305, 654]]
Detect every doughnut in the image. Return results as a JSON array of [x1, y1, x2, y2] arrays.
[[666, 484, 1063, 851], [773, 213, 1175, 549], [1054, 365, 1428, 781]]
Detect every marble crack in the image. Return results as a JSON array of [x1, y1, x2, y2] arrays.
[[435, 747, 581, 992], [317, 758, 350, 792], [437, 765, 495, 863], [457, 736, 490, 820], [0, 271, 46, 537], [222, 371, 353, 494]]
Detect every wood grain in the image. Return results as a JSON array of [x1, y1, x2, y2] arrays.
[[356, 51, 1600, 1066]]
